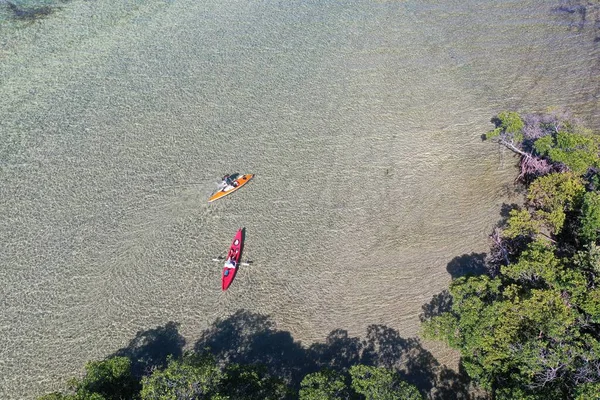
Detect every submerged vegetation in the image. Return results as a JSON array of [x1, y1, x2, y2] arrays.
[[4, 1, 55, 21], [423, 110, 600, 399]]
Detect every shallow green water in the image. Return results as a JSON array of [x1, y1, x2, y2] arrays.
[[1, 0, 598, 397]]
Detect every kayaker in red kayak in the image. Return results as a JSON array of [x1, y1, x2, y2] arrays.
[[222, 229, 243, 290]]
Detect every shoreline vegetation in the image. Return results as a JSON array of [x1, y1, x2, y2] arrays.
[[38, 110, 600, 399], [423, 109, 600, 399]]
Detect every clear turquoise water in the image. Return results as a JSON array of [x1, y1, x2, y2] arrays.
[[1, 0, 598, 397]]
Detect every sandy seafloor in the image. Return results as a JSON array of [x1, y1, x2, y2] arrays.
[[1, 0, 599, 397]]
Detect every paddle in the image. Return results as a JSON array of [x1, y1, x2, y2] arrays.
[[212, 256, 252, 266]]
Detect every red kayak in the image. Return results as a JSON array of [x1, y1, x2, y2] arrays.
[[222, 229, 244, 291]]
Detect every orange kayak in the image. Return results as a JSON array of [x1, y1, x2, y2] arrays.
[[208, 174, 254, 203]]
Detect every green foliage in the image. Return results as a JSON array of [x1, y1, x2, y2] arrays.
[[503, 208, 541, 239], [40, 353, 292, 400], [573, 243, 600, 278], [299, 369, 350, 400], [422, 233, 600, 398], [527, 172, 585, 211], [527, 172, 585, 233], [299, 366, 423, 400], [38, 394, 72, 400], [74, 394, 104, 400], [493, 386, 539, 400], [349, 365, 422, 400], [421, 312, 460, 349], [486, 111, 525, 143], [38, 392, 105, 400], [577, 287, 600, 323], [534, 130, 600, 175], [425, 269, 581, 397], [221, 364, 289, 400], [68, 357, 138, 400], [564, 245, 600, 321], [574, 382, 600, 400], [423, 275, 502, 352], [140, 353, 223, 400], [500, 239, 560, 286], [580, 191, 600, 242]]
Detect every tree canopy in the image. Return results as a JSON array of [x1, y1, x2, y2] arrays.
[[41, 356, 420, 400]]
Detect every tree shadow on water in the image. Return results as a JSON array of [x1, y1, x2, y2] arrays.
[[358, 324, 438, 393], [499, 203, 520, 222], [112, 321, 185, 378], [194, 310, 478, 399], [420, 289, 453, 322], [194, 310, 312, 387], [308, 329, 363, 373], [446, 253, 488, 279], [193, 310, 346, 390]]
